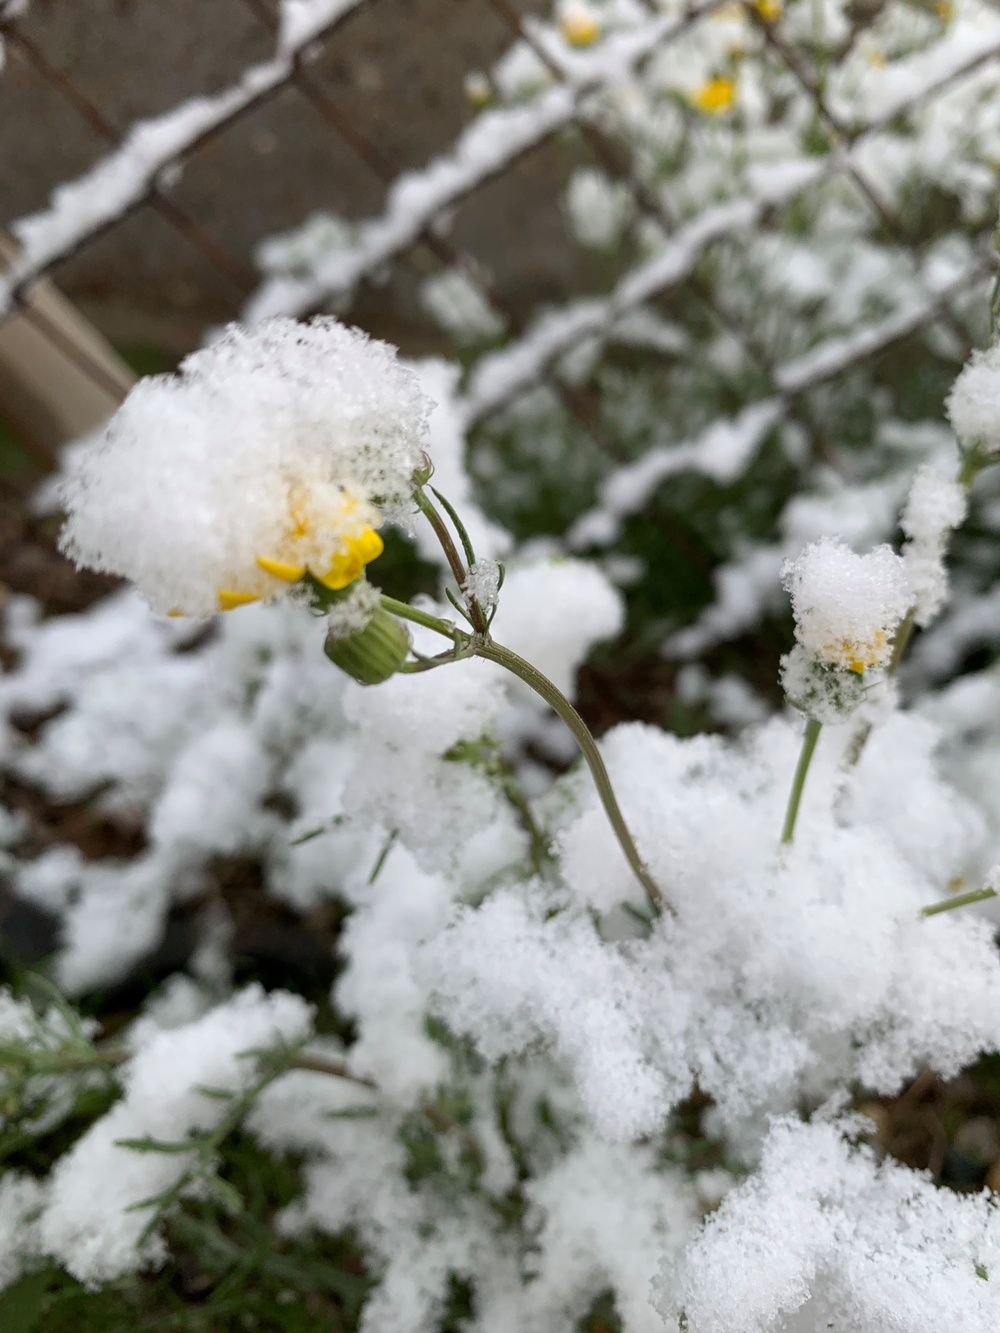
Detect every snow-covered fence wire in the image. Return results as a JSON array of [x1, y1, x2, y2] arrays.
[[5, 0, 1000, 481]]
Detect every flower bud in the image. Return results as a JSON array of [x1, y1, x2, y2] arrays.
[[324, 606, 411, 685], [412, 455, 434, 488]]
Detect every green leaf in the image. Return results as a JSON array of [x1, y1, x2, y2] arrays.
[[0, 1269, 49, 1333], [114, 1135, 196, 1154]]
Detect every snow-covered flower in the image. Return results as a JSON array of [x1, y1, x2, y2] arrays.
[[946, 343, 1000, 457], [558, 0, 601, 47], [59, 318, 431, 618], [900, 464, 968, 628], [691, 77, 736, 115], [782, 538, 912, 675]]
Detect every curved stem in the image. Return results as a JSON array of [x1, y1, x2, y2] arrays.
[[476, 639, 668, 916], [780, 717, 822, 845], [414, 487, 488, 636], [377, 596, 667, 913], [89, 1043, 377, 1089]]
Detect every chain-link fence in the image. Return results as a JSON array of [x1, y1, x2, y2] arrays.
[[3, 0, 1000, 690]]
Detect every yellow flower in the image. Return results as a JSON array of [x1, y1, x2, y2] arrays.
[[821, 630, 887, 675], [559, 4, 601, 47], [753, 0, 782, 20], [215, 484, 385, 613], [936, 0, 953, 18], [692, 77, 736, 115]]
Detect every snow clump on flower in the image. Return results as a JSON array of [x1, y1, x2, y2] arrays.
[[946, 342, 1000, 456], [782, 538, 912, 675], [779, 538, 913, 721], [900, 463, 968, 628], [58, 318, 431, 617]]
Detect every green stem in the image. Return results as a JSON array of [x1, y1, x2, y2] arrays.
[[495, 752, 553, 878], [82, 1042, 377, 1088], [380, 595, 458, 638], [780, 717, 822, 845], [413, 487, 488, 636], [921, 886, 998, 917], [476, 639, 667, 915], [377, 595, 667, 914]]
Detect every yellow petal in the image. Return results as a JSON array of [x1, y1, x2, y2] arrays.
[[314, 526, 385, 592], [217, 589, 261, 612], [316, 552, 365, 591], [692, 78, 736, 115], [352, 528, 384, 564], [753, 0, 782, 21], [560, 12, 600, 45], [257, 555, 307, 582]]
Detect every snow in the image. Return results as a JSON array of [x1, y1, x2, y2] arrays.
[[40, 986, 312, 1285], [666, 1116, 1000, 1333]]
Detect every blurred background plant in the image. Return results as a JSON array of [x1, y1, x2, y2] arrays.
[[4, 0, 1000, 1329]]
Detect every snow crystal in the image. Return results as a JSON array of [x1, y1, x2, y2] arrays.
[[464, 558, 502, 616], [40, 986, 311, 1284], [59, 319, 430, 616], [149, 718, 272, 858]]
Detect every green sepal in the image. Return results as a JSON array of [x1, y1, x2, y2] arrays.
[[324, 606, 411, 685]]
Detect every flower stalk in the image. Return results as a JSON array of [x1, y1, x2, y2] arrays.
[[921, 886, 998, 918], [380, 591, 666, 916], [373, 484, 668, 917], [780, 717, 822, 845]]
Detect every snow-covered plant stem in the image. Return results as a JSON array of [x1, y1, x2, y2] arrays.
[[922, 885, 998, 916], [779, 716, 822, 846], [379, 590, 666, 916]]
